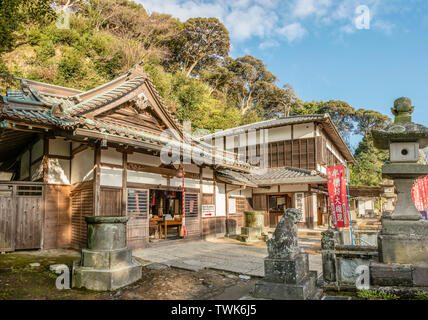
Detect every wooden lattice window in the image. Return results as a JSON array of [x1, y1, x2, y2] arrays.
[[127, 189, 148, 219], [184, 193, 198, 217]]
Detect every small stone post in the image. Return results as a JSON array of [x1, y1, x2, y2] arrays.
[[253, 208, 321, 300], [239, 211, 265, 242]]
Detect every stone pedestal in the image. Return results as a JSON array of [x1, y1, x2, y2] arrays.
[[253, 208, 320, 300], [378, 217, 428, 267], [72, 216, 142, 291], [239, 211, 265, 242]]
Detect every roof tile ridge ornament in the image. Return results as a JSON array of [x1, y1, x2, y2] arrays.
[[391, 97, 414, 124]]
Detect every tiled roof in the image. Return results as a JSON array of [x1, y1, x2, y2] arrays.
[[64, 75, 147, 116], [201, 114, 328, 140], [217, 167, 326, 187], [0, 72, 253, 171]]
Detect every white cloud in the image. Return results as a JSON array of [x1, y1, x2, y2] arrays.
[[259, 39, 280, 50], [291, 0, 333, 18], [139, 0, 399, 45], [277, 23, 307, 43]]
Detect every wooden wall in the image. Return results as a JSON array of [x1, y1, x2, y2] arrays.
[[70, 181, 93, 249], [43, 185, 71, 249]]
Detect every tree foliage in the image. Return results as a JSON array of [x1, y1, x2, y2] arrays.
[[166, 17, 230, 77]]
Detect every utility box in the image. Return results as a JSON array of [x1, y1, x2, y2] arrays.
[[389, 142, 419, 163]]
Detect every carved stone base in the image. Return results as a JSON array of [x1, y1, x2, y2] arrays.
[[240, 226, 262, 242]]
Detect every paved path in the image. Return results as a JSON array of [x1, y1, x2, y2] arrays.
[[133, 240, 322, 277]]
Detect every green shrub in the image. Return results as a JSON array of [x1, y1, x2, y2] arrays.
[[414, 291, 428, 300], [58, 47, 85, 79], [357, 289, 399, 300]]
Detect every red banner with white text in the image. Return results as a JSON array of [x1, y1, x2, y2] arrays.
[[327, 164, 350, 228], [413, 176, 428, 212]]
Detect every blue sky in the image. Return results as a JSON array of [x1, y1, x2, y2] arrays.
[[139, 0, 428, 149]]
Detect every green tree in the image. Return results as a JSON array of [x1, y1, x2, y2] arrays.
[[167, 17, 230, 77], [354, 108, 391, 137], [350, 134, 388, 186]]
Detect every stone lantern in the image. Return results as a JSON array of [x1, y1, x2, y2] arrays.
[[372, 97, 428, 267]]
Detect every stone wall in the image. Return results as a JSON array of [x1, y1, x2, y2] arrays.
[[321, 229, 378, 290]]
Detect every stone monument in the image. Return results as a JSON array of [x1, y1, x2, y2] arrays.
[[239, 211, 265, 242], [72, 216, 142, 291], [253, 208, 321, 299], [370, 97, 428, 287]]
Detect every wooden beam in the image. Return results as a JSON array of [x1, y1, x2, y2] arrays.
[[127, 162, 200, 180]]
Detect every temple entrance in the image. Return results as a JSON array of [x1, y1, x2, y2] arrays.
[[149, 190, 183, 241], [268, 194, 292, 227]]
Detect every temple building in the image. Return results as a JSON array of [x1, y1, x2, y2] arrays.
[[0, 67, 355, 252]]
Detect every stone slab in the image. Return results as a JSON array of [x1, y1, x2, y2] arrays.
[[413, 266, 428, 287], [370, 262, 413, 287], [253, 271, 318, 300], [73, 259, 142, 291], [378, 234, 428, 266]]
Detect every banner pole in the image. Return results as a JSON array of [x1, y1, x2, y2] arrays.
[[345, 161, 354, 245]]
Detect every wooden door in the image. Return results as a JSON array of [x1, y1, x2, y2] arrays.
[[100, 188, 122, 216], [127, 189, 149, 249], [15, 196, 43, 250], [184, 192, 201, 238], [0, 186, 14, 252]]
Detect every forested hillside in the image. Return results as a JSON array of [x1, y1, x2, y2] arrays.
[[0, 0, 394, 186]]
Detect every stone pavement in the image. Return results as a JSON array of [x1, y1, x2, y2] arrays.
[[133, 240, 322, 277]]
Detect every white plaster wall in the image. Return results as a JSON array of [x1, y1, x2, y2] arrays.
[[31, 139, 44, 161], [49, 139, 70, 156], [253, 185, 278, 194], [202, 168, 213, 179], [128, 171, 167, 186], [294, 123, 314, 139], [128, 152, 161, 166], [100, 167, 123, 187], [268, 126, 292, 143], [216, 182, 226, 217], [317, 164, 327, 175], [170, 177, 199, 189], [279, 184, 309, 193], [71, 148, 94, 184], [101, 148, 123, 166], [202, 180, 214, 194], [183, 164, 200, 174], [31, 160, 43, 181], [48, 158, 70, 184], [322, 132, 345, 164]]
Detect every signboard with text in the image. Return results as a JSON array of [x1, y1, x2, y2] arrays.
[[327, 164, 350, 228], [202, 205, 215, 217]]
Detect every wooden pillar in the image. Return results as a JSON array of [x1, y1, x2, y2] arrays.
[[121, 152, 127, 217], [199, 166, 203, 239], [41, 137, 49, 249], [93, 146, 101, 216]]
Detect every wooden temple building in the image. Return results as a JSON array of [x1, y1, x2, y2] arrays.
[[0, 66, 254, 252], [0, 66, 360, 253]]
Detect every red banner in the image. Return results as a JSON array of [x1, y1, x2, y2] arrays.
[[414, 176, 428, 211], [327, 164, 350, 228]]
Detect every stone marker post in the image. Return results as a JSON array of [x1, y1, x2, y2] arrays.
[[369, 97, 428, 288], [72, 216, 142, 291], [253, 208, 321, 300]]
